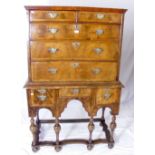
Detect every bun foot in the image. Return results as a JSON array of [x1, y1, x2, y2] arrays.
[[55, 145, 62, 152], [32, 146, 40, 152], [108, 143, 114, 149], [87, 144, 94, 150]]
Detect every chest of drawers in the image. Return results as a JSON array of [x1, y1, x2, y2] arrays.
[[24, 6, 126, 152]]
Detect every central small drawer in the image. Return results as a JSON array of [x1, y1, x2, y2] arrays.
[[59, 87, 91, 97], [30, 40, 119, 61], [31, 61, 118, 82], [30, 23, 120, 40]]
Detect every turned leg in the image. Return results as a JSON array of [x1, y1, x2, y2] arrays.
[[100, 108, 111, 144], [36, 112, 41, 134], [30, 117, 40, 152], [87, 117, 95, 150], [108, 115, 117, 149], [100, 107, 105, 126], [54, 117, 62, 152]]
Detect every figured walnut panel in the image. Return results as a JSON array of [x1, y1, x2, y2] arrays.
[[30, 40, 119, 61], [27, 86, 122, 117], [30, 11, 76, 22], [28, 89, 56, 107], [31, 61, 118, 82], [79, 12, 122, 24], [96, 88, 121, 105], [59, 87, 91, 97], [30, 23, 120, 40]]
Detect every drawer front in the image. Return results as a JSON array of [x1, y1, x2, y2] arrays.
[[96, 88, 121, 105], [79, 12, 122, 23], [59, 87, 91, 97], [28, 89, 56, 107], [30, 23, 120, 40], [30, 11, 76, 21], [30, 40, 119, 61], [31, 61, 117, 82]]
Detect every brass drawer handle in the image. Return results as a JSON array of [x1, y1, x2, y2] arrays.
[[103, 89, 112, 100], [103, 90, 112, 100], [93, 48, 104, 54], [48, 28, 59, 34], [48, 68, 58, 74], [74, 29, 80, 34], [96, 13, 105, 19], [48, 12, 58, 18], [104, 93, 111, 100], [48, 48, 58, 54], [37, 95, 47, 101], [96, 29, 104, 35], [74, 25, 80, 34], [37, 89, 46, 94], [72, 42, 80, 48], [92, 68, 101, 75], [71, 88, 80, 95], [71, 62, 79, 68], [30, 90, 34, 96]]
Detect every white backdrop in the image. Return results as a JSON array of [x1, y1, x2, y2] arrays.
[[0, 0, 133, 155]]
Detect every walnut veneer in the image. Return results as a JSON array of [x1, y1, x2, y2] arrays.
[[24, 6, 126, 152]]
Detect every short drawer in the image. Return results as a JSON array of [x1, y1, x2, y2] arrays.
[[30, 23, 120, 40], [30, 40, 119, 61], [96, 87, 121, 105], [31, 61, 118, 82], [28, 89, 56, 107], [59, 87, 91, 97], [79, 12, 122, 23], [30, 11, 76, 21]]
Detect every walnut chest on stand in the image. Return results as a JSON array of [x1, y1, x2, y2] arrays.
[[24, 6, 127, 152]]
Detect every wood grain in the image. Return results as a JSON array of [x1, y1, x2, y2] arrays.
[[30, 11, 76, 22], [28, 89, 56, 107], [59, 87, 91, 97], [30, 23, 120, 40], [30, 40, 119, 61], [79, 11, 122, 23], [31, 61, 118, 82], [96, 88, 121, 105]]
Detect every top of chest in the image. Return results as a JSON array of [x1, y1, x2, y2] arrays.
[[25, 6, 126, 24]]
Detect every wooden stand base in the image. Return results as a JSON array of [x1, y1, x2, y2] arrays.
[[30, 110, 116, 152]]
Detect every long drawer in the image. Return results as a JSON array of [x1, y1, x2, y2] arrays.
[[30, 11, 122, 24], [30, 40, 119, 61], [30, 23, 120, 40], [31, 61, 118, 82]]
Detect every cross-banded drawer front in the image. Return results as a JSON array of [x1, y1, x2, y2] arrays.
[[30, 40, 119, 61], [59, 87, 91, 97], [30, 23, 120, 40], [30, 11, 122, 23], [31, 61, 118, 82], [28, 89, 56, 107], [30, 11, 76, 22], [79, 12, 122, 23], [96, 88, 121, 105]]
